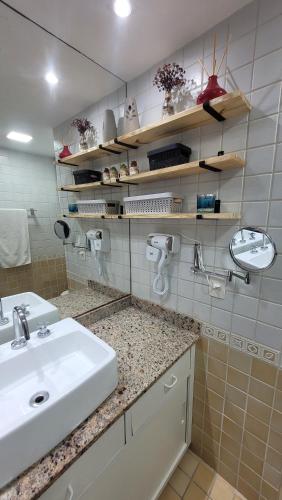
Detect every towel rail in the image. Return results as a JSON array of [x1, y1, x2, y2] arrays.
[[28, 208, 37, 217]]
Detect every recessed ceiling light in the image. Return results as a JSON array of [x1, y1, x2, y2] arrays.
[[7, 131, 33, 143], [45, 71, 59, 85], [113, 0, 132, 17]]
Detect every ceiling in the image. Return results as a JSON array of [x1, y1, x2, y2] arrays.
[[0, 0, 251, 157], [6, 0, 251, 81], [0, 2, 123, 156]]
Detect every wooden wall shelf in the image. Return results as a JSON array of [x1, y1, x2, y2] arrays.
[[121, 153, 244, 184], [59, 179, 122, 192], [59, 153, 244, 192], [63, 212, 240, 221], [59, 91, 251, 166]]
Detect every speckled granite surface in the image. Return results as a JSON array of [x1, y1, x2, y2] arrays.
[[50, 286, 125, 319], [0, 300, 200, 500]]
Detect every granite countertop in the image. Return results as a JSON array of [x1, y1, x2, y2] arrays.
[[50, 287, 124, 319], [0, 299, 199, 500]]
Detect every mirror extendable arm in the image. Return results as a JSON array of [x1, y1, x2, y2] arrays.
[[192, 243, 251, 284], [228, 270, 250, 285]]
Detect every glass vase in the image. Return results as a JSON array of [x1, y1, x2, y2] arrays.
[[79, 134, 88, 151], [162, 91, 174, 117]]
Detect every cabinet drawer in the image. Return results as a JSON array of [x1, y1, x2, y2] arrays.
[[41, 416, 124, 500], [126, 349, 191, 437]]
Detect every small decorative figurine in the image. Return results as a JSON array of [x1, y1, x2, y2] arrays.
[[129, 160, 139, 176], [102, 168, 110, 182], [110, 166, 119, 182], [120, 163, 129, 177], [124, 97, 140, 133], [174, 79, 197, 112]]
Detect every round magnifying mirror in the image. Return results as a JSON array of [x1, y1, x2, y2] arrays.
[[229, 227, 277, 272], [54, 220, 71, 240]]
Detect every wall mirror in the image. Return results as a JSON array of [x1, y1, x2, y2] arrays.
[[54, 221, 71, 241], [229, 227, 277, 272], [0, 1, 130, 326]]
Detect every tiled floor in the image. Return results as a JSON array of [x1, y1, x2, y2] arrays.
[[159, 450, 247, 500]]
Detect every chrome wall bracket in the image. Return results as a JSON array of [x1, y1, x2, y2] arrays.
[[229, 270, 250, 284], [192, 243, 250, 284]]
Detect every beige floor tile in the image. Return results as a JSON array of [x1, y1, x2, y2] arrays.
[[179, 451, 199, 477], [158, 484, 180, 500], [210, 474, 235, 500], [233, 494, 247, 500], [183, 481, 208, 500], [169, 467, 191, 497], [193, 462, 216, 494]]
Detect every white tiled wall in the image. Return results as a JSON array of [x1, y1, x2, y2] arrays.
[[54, 86, 131, 294], [54, 0, 282, 354], [127, 0, 282, 355], [0, 148, 63, 260]]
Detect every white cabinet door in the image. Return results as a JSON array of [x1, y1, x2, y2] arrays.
[[41, 346, 195, 500], [125, 349, 191, 441], [40, 417, 125, 500], [79, 375, 189, 500]]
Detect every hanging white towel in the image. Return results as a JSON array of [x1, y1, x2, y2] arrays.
[[0, 209, 31, 268]]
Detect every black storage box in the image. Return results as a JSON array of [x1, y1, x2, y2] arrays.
[[147, 143, 192, 171], [73, 169, 102, 184]]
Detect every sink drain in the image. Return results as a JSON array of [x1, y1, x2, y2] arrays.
[[29, 391, 49, 407]]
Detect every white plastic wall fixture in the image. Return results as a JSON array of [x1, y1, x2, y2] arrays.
[[86, 229, 110, 253]]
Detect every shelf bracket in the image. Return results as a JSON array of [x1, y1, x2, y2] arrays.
[[99, 144, 121, 155], [203, 101, 226, 122], [60, 187, 81, 193], [100, 181, 122, 188], [57, 160, 79, 167], [116, 179, 139, 186], [199, 160, 222, 173], [114, 138, 138, 150]]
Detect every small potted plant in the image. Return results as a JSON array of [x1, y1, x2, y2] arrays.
[[71, 117, 93, 151], [153, 63, 186, 117]]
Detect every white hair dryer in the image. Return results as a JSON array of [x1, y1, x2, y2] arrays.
[[86, 229, 110, 277], [146, 234, 180, 296]]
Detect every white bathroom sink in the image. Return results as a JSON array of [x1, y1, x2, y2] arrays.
[[236, 247, 274, 270], [0, 317, 118, 488], [0, 292, 59, 345]]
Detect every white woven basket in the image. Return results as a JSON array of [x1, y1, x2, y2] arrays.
[[76, 199, 120, 215], [123, 192, 183, 215]]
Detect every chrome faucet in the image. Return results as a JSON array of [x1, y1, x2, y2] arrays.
[[261, 234, 268, 251], [11, 306, 30, 350], [0, 298, 9, 326]]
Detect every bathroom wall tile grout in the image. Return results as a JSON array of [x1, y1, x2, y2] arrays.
[[121, 0, 282, 357], [53, 2, 282, 497], [193, 335, 281, 498], [0, 148, 69, 296]]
